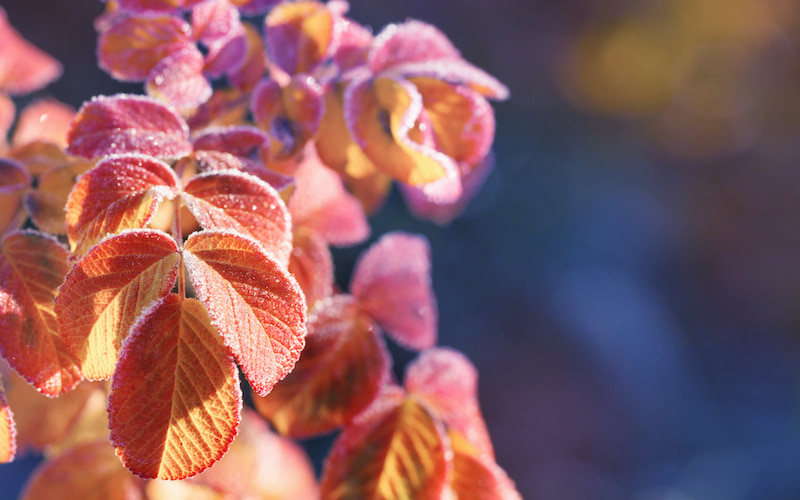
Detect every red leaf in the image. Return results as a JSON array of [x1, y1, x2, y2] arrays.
[[182, 170, 293, 266], [448, 431, 522, 500], [320, 386, 450, 499], [351, 232, 437, 350], [67, 94, 192, 160], [0, 378, 15, 463], [192, 125, 270, 162], [0, 7, 62, 95], [288, 227, 334, 307], [146, 46, 212, 110], [0, 231, 80, 396], [98, 14, 193, 82], [183, 230, 306, 396], [109, 294, 242, 479], [56, 229, 180, 379], [253, 295, 390, 437], [65, 154, 179, 255], [0, 158, 30, 237], [405, 347, 494, 459]]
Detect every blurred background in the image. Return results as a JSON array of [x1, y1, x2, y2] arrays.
[[5, 0, 800, 498]]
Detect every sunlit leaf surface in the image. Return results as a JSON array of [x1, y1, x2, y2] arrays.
[[56, 230, 180, 379], [0, 378, 14, 463], [184, 230, 306, 396], [109, 294, 241, 479], [0, 231, 79, 396], [448, 431, 522, 500]]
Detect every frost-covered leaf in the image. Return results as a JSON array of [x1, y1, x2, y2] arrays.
[[192, 125, 270, 169], [253, 295, 390, 437], [264, 0, 334, 75], [351, 232, 437, 349], [56, 230, 180, 379], [405, 347, 493, 458], [109, 294, 241, 480], [0, 158, 30, 236], [182, 170, 292, 266], [65, 154, 178, 255], [98, 15, 193, 82], [368, 20, 461, 74], [320, 386, 449, 499], [0, 378, 14, 463], [184, 230, 306, 396], [0, 7, 62, 95], [67, 94, 192, 160], [20, 440, 144, 500], [0, 231, 79, 396], [146, 46, 212, 110]]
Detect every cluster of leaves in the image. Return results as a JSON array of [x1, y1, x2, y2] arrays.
[[0, 1, 517, 498]]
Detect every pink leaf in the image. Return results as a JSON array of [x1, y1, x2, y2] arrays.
[[368, 20, 461, 74], [0, 7, 62, 95], [146, 46, 212, 109]]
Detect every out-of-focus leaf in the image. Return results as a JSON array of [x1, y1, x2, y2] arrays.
[[8, 140, 70, 177], [227, 22, 266, 92], [405, 347, 494, 458], [109, 294, 241, 480], [0, 93, 13, 144], [0, 158, 30, 236], [192, 0, 246, 78], [11, 99, 75, 148], [186, 88, 249, 130], [67, 94, 192, 160], [146, 46, 212, 110], [368, 20, 461, 74], [192, 125, 270, 164], [333, 17, 373, 71], [56, 229, 180, 379], [351, 232, 437, 350], [116, 0, 183, 14], [182, 170, 293, 266], [20, 440, 145, 500], [393, 59, 510, 101], [145, 480, 224, 500], [253, 295, 390, 437], [0, 378, 14, 463], [65, 154, 178, 255], [183, 230, 307, 396], [25, 157, 93, 235], [98, 15, 193, 82], [0, 7, 62, 95], [447, 431, 522, 500], [288, 227, 334, 308], [320, 386, 449, 499], [265, 0, 334, 75], [0, 231, 79, 396]]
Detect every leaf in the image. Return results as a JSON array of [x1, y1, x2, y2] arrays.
[[447, 431, 522, 500], [405, 347, 494, 458], [109, 294, 242, 479], [183, 230, 307, 396], [320, 387, 450, 499], [0, 378, 15, 463], [116, 0, 183, 14], [0, 231, 80, 396], [11, 99, 75, 148], [56, 229, 180, 379], [264, 0, 335, 75], [67, 94, 192, 160], [192, 125, 271, 165], [368, 20, 461, 74], [98, 14, 194, 82], [345, 76, 459, 187], [25, 157, 93, 235], [288, 227, 334, 308], [145, 46, 212, 110], [253, 295, 390, 437], [7, 140, 70, 177], [351, 232, 437, 350], [0, 7, 62, 95], [65, 154, 178, 255], [0, 158, 31, 237], [182, 170, 293, 266], [20, 440, 144, 500], [227, 22, 267, 92]]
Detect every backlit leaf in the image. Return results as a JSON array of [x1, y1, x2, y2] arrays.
[[21, 440, 144, 500], [65, 154, 178, 255], [320, 387, 449, 499], [0, 7, 62, 95], [394, 59, 510, 101], [227, 22, 266, 92], [253, 295, 390, 437], [67, 94, 192, 160], [182, 170, 292, 266], [351, 232, 437, 350], [98, 15, 193, 82], [109, 294, 241, 479], [184, 230, 306, 396], [0, 378, 15, 463], [56, 229, 180, 379], [7, 141, 70, 177], [11, 99, 75, 148], [265, 0, 334, 75], [368, 20, 461, 74], [405, 347, 493, 458], [25, 157, 93, 234], [448, 431, 522, 500], [0, 231, 80, 396], [0, 158, 30, 236], [145, 46, 212, 110], [345, 76, 457, 187], [288, 227, 334, 308]]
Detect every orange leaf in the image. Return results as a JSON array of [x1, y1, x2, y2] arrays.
[[109, 294, 241, 479], [21, 440, 144, 500], [183, 230, 306, 396], [351, 232, 437, 350], [11, 99, 75, 149], [56, 229, 180, 379], [447, 431, 522, 500], [0, 378, 15, 463], [182, 170, 293, 266], [25, 157, 93, 235], [320, 387, 449, 499], [253, 295, 390, 437], [7, 140, 69, 177], [288, 227, 334, 308], [65, 154, 178, 255], [0, 158, 30, 237], [0, 231, 79, 396]]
